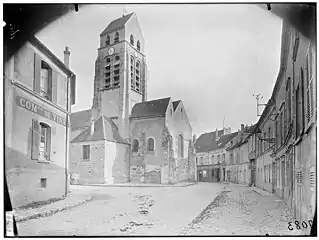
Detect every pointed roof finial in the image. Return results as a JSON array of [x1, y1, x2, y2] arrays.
[[122, 7, 128, 17]]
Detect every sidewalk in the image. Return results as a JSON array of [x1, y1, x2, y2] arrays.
[[14, 192, 93, 223], [251, 186, 274, 197], [77, 181, 198, 188]]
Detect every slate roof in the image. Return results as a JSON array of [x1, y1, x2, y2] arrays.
[[70, 109, 92, 131], [100, 12, 134, 36], [172, 100, 181, 111], [226, 125, 256, 151], [71, 115, 128, 144], [195, 129, 229, 153], [130, 97, 171, 118]]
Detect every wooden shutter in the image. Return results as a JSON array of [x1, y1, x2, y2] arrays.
[[46, 126, 52, 161], [31, 119, 40, 160], [33, 53, 41, 93], [52, 70, 58, 105]]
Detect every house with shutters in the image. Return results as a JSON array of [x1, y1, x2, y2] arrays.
[[70, 13, 196, 184], [4, 36, 76, 208]]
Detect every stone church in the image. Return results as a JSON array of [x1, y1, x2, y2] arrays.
[[69, 12, 196, 184]]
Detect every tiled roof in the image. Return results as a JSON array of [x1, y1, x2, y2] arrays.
[[172, 100, 181, 111], [195, 129, 227, 153], [71, 115, 128, 144], [100, 12, 134, 36], [130, 97, 171, 118], [70, 109, 91, 131], [226, 125, 256, 151]]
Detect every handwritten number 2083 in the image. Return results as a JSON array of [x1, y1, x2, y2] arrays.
[[288, 220, 313, 231]]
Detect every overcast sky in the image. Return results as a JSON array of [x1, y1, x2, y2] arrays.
[[36, 4, 282, 136]]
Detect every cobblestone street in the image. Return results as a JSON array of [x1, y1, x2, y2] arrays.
[[17, 183, 306, 236]]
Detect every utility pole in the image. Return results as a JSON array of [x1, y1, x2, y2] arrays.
[[253, 93, 267, 117]]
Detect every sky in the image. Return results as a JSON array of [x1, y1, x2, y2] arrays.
[[36, 4, 283, 137]]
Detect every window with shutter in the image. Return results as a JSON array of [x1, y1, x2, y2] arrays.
[[31, 119, 40, 160], [40, 61, 53, 101], [39, 122, 51, 162]]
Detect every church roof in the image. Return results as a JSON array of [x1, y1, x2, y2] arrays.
[[71, 115, 128, 144], [172, 100, 181, 111], [100, 12, 134, 36], [70, 109, 92, 131], [131, 97, 171, 118]]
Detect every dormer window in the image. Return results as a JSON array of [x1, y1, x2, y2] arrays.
[[114, 32, 119, 43], [106, 35, 110, 46], [137, 41, 140, 51], [130, 35, 134, 46]]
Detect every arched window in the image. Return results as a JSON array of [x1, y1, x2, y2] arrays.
[[106, 35, 110, 46], [113, 55, 120, 87], [147, 138, 155, 152], [130, 35, 134, 46], [130, 56, 135, 89], [135, 61, 140, 92], [106, 58, 111, 64], [39, 122, 51, 161], [115, 55, 120, 61], [114, 32, 119, 43], [178, 134, 184, 158], [137, 41, 140, 51], [132, 139, 139, 152]]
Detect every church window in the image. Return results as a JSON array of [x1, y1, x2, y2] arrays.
[[113, 76, 120, 87], [178, 134, 184, 158], [115, 55, 120, 61], [147, 138, 155, 152], [137, 41, 140, 51], [130, 56, 135, 90], [114, 32, 119, 43], [130, 35, 134, 46], [132, 139, 139, 152], [106, 35, 110, 46], [135, 61, 140, 92], [106, 57, 111, 64]]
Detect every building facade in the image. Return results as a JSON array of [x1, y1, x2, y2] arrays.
[[70, 13, 196, 184], [247, 20, 316, 225], [4, 37, 76, 208]]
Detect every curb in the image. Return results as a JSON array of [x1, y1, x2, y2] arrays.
[[15, 197, 93, 223], [251, 188, 273, 197], [73, 182, 198, 188]]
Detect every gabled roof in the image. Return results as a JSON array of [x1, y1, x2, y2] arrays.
[[195, 129, 227, 153], [71, 115, 128, 144], [100, 12, 134, 36], [130, 97, 171, 119], [70, 109, 92, 131], [172, 100, 181, 111], [226, 125, 256, 151]]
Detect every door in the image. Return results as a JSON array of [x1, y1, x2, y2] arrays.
[[217, 169, 220, 182], [281, 158, 285, 199], [251, 160, 256, 186]]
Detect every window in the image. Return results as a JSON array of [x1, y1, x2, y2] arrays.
[[40, 61, 52, 100], [202, 170, 207, 177], [263, 132, 266, 152], [306, 49, 315, 123], [132, 139, 139, 152], [230, 153, 233, 164], [286, 78, 292, 126], [200, 156, 203, 165], [147, 138, 155, 152], [82, 145, 90, 161], [280, 112, 283, 144], [137, 40, 140, 51], [222, 154, 225, 163], [135, 61, 140, 92], [217, 155, 220, 163], [115, 55, 120, 61], [105, 35, 110, 46], [130, 56, 135, 89], [178, 134, 184, 158], [39, 123, 51, 161], [130, 35, 134, 46], [211, 155, 214, 164], [114, 32, 119, 43], [106, 58, 111, 64]]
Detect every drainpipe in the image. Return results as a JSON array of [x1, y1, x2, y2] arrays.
[[65, 74, 71, 196]]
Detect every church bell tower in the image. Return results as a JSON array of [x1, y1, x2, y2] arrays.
[[92, 12, 148, 139]]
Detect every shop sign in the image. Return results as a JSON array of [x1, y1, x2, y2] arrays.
[[15, 96, 66, 126]]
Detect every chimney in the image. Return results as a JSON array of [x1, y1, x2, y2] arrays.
[[89, 116, 95, 135], [215, 128, 218, 138], [64, 46, 70, 68], [241, 124, 245, 131]]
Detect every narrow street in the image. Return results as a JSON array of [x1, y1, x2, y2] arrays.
[[17, 183, 303, 236]]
